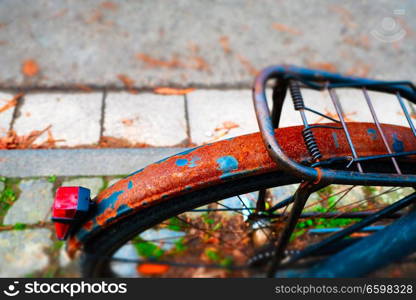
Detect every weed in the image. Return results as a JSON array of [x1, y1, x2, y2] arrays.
[[47, 175, 57, 183]]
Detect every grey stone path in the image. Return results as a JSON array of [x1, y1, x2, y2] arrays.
[[0, 0, 415, 88]]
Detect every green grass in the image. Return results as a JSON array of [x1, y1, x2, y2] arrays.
[[47, 175, 57, 183], [13, 223, 26, 230], [133, 238, 165, 260], [204, 248, 233, 268], [167, 217, 187, 232], [0, 181, 18, 217]]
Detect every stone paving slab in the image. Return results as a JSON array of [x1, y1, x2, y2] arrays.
[[104, 92, 187, 146], [61, 177, 103, 198], [13, 92, 102, 147], [0, 92, 15, 137], [3, 179, 53, 225], [187, 89, 260, 144], [0, 148, 187, 177], [0, 228, 52, 277], [0, 0, 415, 88]]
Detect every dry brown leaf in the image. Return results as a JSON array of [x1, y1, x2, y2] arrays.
[[236, 54, 258, 76], [343, 35, 371, 50], [136, 53, 184, 69], [22, 60, 39, 77], [346, 62, 371, 77], [306, 61, 337, 73], [329, 5, 357, 29], [272, 23, 302, 35], [101, 1, 118, 10], [0, 125, 61, 150], [215, 121, 239, 131], [74, 84, 93, 92], [121, 119, 134, 126], [136, 264, 170, 276], [0, 93, 23, 114], [99, 136, 149, 148], [153, 87, 195, 95], [117, 74, 138, 94], [190, 56, 210, 72], [219, 36, 231, 53]]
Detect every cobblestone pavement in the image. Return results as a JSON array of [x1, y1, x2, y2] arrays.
[[0, 175, 122, 277]]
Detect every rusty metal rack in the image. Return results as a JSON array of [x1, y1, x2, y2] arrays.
[[253, 65, 416, 187]]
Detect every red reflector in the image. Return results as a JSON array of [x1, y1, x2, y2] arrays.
[[52, 186, 92, 240]]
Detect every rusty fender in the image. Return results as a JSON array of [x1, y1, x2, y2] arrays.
[[67, 123, 416, 255]]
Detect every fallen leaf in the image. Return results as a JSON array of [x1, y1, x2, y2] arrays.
[[101, 1, 118, 10], [272, 23, 302, 35], [306, 61, 337, 73], [0, 125, 63, 150], [99, 136, 149, 148], [137, 263, 170, 276], [121, 119, 134, 126], [22, 60, 39, 77], [136, 53, 184, 69], [215, 121, 239, 131], [346, 62, 371, 77], [343, 35, 371, 50], [74, 84, 93, 92], [192, 267, 227, 278], [154, 87, 195, 95], [219, 36, 231, 53], [236, 54, 258, 76], [0, 93, 23, 114], [190, 56, 210, 72], [329, 5, 357, 29], [117, 74, 138, 94]]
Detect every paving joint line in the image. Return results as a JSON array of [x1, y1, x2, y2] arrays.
[[9, 93, 25, 131], [99, 88, 107, 140], [184, 94, 192, 145], [0, 84, 254, 94]]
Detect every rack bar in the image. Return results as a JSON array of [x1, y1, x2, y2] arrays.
[[328, 88, 363, 172], [362, 88, 401, 174], [396, 92, 416, 137]]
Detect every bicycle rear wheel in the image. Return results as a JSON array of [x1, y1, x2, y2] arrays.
[[81, 159, 416, 277]]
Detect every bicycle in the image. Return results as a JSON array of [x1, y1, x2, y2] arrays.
[[52, 65, 416, 278]]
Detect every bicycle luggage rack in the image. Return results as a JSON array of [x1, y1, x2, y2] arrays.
[[253, 65, 416, 277], [253, 65, 416, 187]]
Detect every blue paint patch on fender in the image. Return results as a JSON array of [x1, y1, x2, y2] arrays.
[[176, 158, 188, 166], [392, 133, 404, 152], [188, 156, 201, 167], [176, 156, 201, 168], [367, 128, 377, 140], [332, 132, 339, 148], [96, 190, 124, 215], [216, 156, 239, 174]]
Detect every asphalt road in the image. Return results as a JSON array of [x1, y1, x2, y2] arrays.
[[0, 0, 415, 88]]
